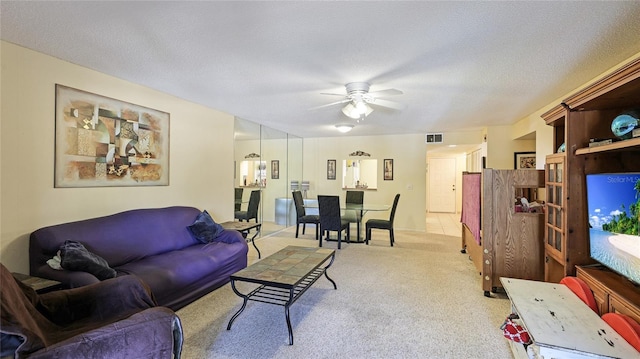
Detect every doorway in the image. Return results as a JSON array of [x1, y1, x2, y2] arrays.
[[427, 157, 457, 213]]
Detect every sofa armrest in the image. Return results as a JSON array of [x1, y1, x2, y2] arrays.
[[217, 229, 245, 244], [32, 264, 100, 288], [26, 307, 182, 359], [38, 275, 156, 326]]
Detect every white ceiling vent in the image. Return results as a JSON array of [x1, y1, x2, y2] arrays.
[[425, 133, 443, 144]]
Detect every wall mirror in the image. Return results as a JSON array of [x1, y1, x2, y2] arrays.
[[234, 117, 303, 238], [342, 159, 378, 189], [234, 117, 262, 223], [260, 125, 288, 235], [235, 117, 261, 188]]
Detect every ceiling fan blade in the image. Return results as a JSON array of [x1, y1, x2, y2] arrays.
[[368, 88, 403, 97], [308, 98, 351, 110], [366, 98, 406, 110], [320, 92, 348, 97]]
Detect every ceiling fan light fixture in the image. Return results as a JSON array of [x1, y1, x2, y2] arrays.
[[341, 103, 360, 119], [361, 103, 373, 117], [335, 124, 354, 133]]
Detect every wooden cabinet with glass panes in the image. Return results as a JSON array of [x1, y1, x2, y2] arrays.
[[542, 105, 577, 283], [543, 152, 566, 282], [542, 56, 640, 284]]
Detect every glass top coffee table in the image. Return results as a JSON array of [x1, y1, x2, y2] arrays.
[[226, 246, 337, 345]]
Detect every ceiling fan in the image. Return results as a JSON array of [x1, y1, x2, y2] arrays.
[[311, 82, 405, 120]]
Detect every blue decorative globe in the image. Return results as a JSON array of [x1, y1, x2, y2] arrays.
[[611, 112, 639, 140]]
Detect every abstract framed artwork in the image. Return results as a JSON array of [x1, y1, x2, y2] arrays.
[[384, 159, 394, 180], [271, 160, 279, 179], [55, 85, 170, 187], [514, 152, 536, 169], [327, 159, 336, 180]]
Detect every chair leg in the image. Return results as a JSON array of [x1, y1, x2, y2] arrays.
[[303, 223, 306, 235], [390, 228, 394, 247], [295, 223, 300, 238], [319, 225, 323, 247], [337, 231, 341, 250], [315, 224, 319, 240], [365, 227, 370, 245], [346, 224, 351, 243]]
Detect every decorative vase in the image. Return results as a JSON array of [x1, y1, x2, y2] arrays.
[[611, 112, 639, 140]]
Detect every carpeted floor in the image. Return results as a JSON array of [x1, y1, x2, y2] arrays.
[[176, 227, 513, 359]]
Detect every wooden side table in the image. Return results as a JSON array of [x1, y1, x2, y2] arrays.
[[12, 272, 63, 293]]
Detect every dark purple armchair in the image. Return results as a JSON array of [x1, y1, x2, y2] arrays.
[[0, 264, 182, 359]]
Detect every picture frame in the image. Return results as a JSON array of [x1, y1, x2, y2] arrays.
[[271, 160, 279, 179], [327, 159, 336, 180], [514, 152, 536, 169], [55, 84, 170, 187], [384, 159, 394, 180]]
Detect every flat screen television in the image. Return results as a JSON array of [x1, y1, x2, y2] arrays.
[[586, 173, 640, 286]]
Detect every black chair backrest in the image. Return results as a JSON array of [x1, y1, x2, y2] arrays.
[[318, 195, 342, 231], [345, 190, 364, 205], [235, 188, 244, 201], [234, 188, 244, 211], [247, 190, 261, 218], [292, 191, 305, 218], [389, 194, 401, 224]]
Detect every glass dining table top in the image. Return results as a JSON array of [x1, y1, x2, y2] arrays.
[[304, 202, 390, 212]]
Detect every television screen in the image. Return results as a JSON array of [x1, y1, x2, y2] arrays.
[[586, 173, 640, 285]]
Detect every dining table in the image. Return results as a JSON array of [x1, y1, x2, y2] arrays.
[[305, 200, 391, 243]]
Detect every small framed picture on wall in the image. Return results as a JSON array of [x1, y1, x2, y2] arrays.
[[514, 152, 536, 169], [327, 159, 336, 180], [384, 159, 394, 180], [271, 160, 279, 179]]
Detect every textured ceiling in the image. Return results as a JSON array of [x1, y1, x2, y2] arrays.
[[2, 1, 640, 138]]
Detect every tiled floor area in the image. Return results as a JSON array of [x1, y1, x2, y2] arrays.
[[426, 211, 461, 237]]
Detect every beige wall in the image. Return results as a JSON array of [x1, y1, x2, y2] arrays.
[[1, 42, 235, 273], [485, 126, 533, 169], [302, 134, 427, 231]]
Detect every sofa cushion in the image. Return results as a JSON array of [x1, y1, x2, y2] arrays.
[[60, 240, 117, 280], [115, 239, 248, 309], [187, 210, 224, 243]]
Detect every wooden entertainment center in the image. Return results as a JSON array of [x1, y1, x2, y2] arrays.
[[541, 57, 640, 322]]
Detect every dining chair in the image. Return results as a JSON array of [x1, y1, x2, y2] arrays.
[[343, 190, 364, 239], [235, 190, 260, 223], [293, 190, 319, 240], [559, 276, 599, 314], [317, 195, 350, 249], [234, 188, 244, 212], [365, 193, 400, 246]]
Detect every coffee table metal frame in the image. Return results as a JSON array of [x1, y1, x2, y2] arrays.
[[226, 246, 337, 345]]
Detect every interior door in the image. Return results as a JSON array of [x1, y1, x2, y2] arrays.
[[428, 157, 456, 213]]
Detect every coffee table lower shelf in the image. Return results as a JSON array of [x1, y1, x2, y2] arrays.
[[226, 246, 336, 345]]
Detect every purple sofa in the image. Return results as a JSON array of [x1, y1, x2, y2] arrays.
[[1, 263, 182, 358], [29, 206, 248, 310]]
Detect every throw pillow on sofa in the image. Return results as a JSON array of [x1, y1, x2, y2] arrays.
[[188, 210, 225, 243], [60, 240, 117, 280]]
